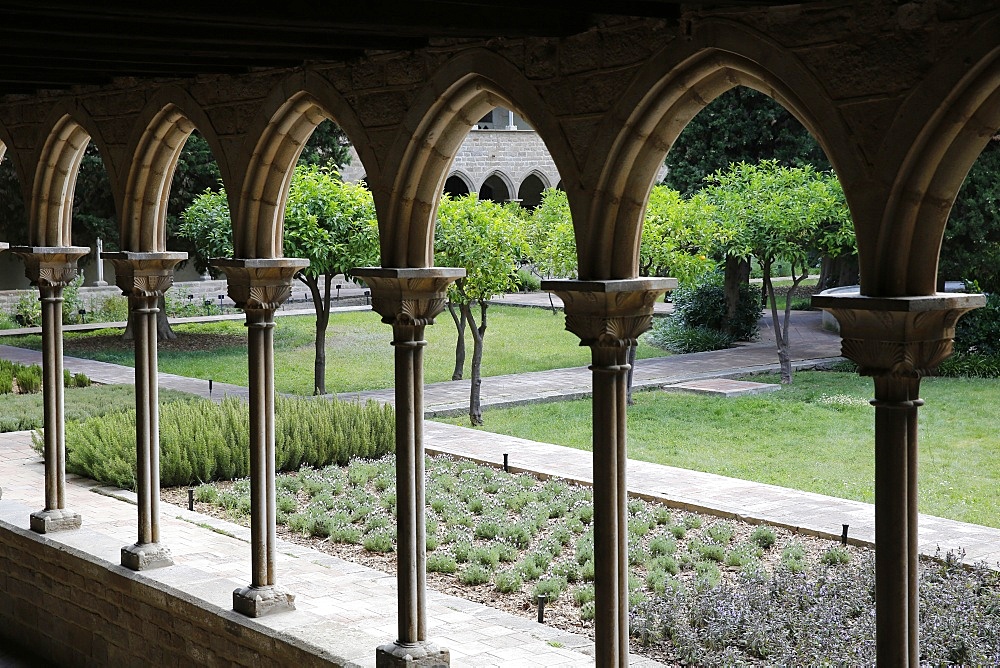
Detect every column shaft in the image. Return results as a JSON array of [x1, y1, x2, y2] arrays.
[[40, 286, 66, 511], [247, 310, 277, 588], [393, 325, 427, 644], [135, 296, 153, 544], [590, 345, 629, 668]]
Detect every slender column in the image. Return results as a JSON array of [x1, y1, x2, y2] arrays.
[[11, 246, 89, 533], [813, 290, 983, 668], [543, 278, 675, 667], [105, 252, 186, 570], [354, 267, 464, 668], [215, 258, 308, 618]]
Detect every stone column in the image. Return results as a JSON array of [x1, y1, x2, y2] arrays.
[[543, 278, 675, 668], [353, 267, 464, 668], [813, 290, 983, 667], [10, 246, 90, 533], [104, 251, 187, 570], [215, 258, 308, 617]]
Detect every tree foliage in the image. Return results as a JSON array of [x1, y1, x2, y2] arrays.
[[704, 161, 853, 383], [640, 186, 718, 284], [435, 194, 528, 425], [525, 188, 576, 281], [663, 87, 830, 196], [940, 135, 1000, 292], [180, 164, 378, 395]]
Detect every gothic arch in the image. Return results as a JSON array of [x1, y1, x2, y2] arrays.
[[380, 48, 577, 267], [479, 170, 514, 203], [575, 27, 857, 280], [234, 75, 373, 258], [444, 170, 473, 197], [873, 19, 1000, 296], [518, 170, 549, 209], [30, 108, 109, 247], [120, 89, 223, 251]]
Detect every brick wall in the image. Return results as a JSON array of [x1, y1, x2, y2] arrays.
[[0, 519, 343, 667]]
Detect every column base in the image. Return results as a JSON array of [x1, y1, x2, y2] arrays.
[[29, 508, 82, 533], [232, 584, 295, 618], [121, 542, 173, 571], [376, 642, 450, 668]]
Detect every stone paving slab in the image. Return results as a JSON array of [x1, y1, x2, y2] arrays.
[[661, 378, 780, 397], [0, 431, 663, 667]]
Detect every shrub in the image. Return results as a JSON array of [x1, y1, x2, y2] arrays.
[[474, 518, 500, 540], [657, 273, 762, 345], [516, 557, 544, 581], [458, 564, 492, 586], [573, 584, 595, 606], [14, 365, 41, 393], [647, 319, 733, 354], [649, 536, 676, 557], [494, 570, 523, 594], [427, 553, 458, 574], [692, 540, 725, 563], [751, 525, 777, 549], [936, 352, 1000, 378], [781, 543, 807, 573], [515, 268, 541, 293], [194, 484, 218, 503], [821, 546, 851, 566], [552, 560, 580, 583], [61, 395, 395, 488], [363, 529, 394, 553], [533, 576, 568, 602], [706, 521, 735, 545]]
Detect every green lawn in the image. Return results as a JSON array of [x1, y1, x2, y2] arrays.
[[437, 371, 1000, 528], [3, 306, 669, 395]]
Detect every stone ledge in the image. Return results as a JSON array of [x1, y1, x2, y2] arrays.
[[661, 378, 781, 398]]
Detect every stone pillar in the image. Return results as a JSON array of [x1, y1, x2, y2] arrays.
[[10, 246, 90, 533], [353, 267, 464, 668], [813, 290, 983, 667], [215, 258, 308, 617], [104, 251, 187, 570], [543, 278, 675, 668]]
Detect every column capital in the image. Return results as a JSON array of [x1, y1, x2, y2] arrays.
[[103, 251, 187, 298], [213, 258, 308, 312], [9, 246, 90, 288], [353, 267, 465, 326], [812, 290, 985, 377], [542, 278, 676, 347]]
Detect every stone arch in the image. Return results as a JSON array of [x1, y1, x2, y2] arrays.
[[30, 109, 110, 247], [575, 29, 858, 280], [479, 170, 514, 203], [873, 23, 1000, 296], [380, 48, 578, 267], [444, 171, 473, 197], [234, 75, 374, 258], [120, 89, 223, 251], [517, 171, 549, 209]]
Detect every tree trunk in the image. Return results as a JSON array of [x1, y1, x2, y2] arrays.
[[723, 255, 751, 336], [448, 301, 467, 380], [156, 295, 176, 341], [763, 258, 808, 384], [123, 294, 175, 342], [303, 274, 331, 395], [626, 341, 637, 405], [818, 254, 859, 290], [464, 301, 488, 426]]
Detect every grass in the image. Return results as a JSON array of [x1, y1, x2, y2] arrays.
[[436, 370, 1000, 528], [0, 384, 194, 433], [2, 306, 669, 395]]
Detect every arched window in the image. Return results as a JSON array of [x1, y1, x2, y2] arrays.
[[517, 173, 547, 209], [444, 173, 471, 198], [479, 173, 511, 203]]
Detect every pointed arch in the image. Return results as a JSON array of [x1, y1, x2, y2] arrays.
[[30, 114, 95, 246], [479, 170, 514, 203], [234, 74, 373, 258], [444, 171, 473, 197], [575, 26, 858, 280], [517, 171, 549, 209], [873, 17, 1000, 296], [380, 48, 577, 267]]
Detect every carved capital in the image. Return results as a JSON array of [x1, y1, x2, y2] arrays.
[[213, 258, 309, 312], [10, 246, 90, 288], [812, 290, 985, 378], [103, 251, 187, 299], [542, 278, 676, 348], [353, 267, 465, 327]]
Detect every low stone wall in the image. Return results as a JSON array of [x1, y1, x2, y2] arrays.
[[0, 518, 343, 667]]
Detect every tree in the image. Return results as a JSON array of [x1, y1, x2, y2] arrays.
[[939, 134, 1000, 292], [523, 188, 577, 313], [663, 86, 830, 196], [180, 165, 379, 395], [640, 185, 718, 284], [705, 161, 853, 383], [435, 194, 527, 425]]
